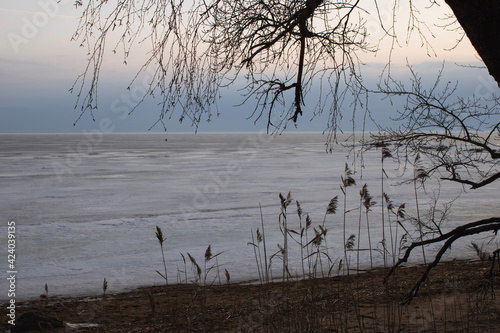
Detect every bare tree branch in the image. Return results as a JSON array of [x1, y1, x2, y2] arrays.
[[71, 0, 374, 134], [442, 171, 500, 189], [385, 217, 500, 302], [371, 64, 500, 190]]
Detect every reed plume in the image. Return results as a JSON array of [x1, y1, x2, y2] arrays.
[[103, 277, 108, 296], [187, 252, 202, 283], [326, 196, 339, 215], [345, 234, 356, 251]]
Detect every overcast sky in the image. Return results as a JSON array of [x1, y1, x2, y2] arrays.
[[0, 0, 495, 134]]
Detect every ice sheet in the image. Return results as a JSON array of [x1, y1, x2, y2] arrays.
[[0, 133, 498, 300]]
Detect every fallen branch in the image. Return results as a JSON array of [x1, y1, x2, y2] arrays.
[[384, 217, 500, 303]]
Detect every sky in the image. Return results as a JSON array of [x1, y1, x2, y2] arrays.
[[0, 0, 495, 134]]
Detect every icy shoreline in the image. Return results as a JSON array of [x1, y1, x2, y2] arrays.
[[1, 133, 497, 301]]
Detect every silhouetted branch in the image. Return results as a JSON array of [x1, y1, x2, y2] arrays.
[[371, 64, 500, 190], [385, 217, 500, 303], [442, 171, 500, 189], [71, 0, 374, 134]]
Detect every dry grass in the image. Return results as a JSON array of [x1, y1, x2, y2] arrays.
[[3, 259, 499, 332]]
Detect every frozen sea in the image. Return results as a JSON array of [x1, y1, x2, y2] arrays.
[[0, 132, 498, 301]]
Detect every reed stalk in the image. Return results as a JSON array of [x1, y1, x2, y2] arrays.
[[362, 184, 376, 269], [249, 229, 263, 283], [296, 200, 306, 279], [357, 187, 364, 273], [155, 225, 168, 285], [305, 214, 312, 277], [395, 203, 406, 259], [341, 163, 356, 275], [259, 204, 269, 283], [321, 196, 338, 271], [180, 253, 188, 283], [203, 245, 224, 285], [204, 245, 212, 285], [384, 193, 396, 265], [414, 155, 428, 265], [381, 147, 392, 267], [279, 192, 292, 282]]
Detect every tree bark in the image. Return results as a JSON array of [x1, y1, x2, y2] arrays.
[[445, 0, 500, 87]]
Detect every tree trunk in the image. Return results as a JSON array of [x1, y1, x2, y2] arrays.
[[445, 0, 500, 87]]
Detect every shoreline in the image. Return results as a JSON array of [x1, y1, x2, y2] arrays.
[[3, 258, 499, 332]]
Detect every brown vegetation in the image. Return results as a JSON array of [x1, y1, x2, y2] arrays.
[[3, 259, 499, 332]]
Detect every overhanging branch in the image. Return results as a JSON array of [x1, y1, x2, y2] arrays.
[[385, 217, 500, 303], [442, 172, 500, 189]]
